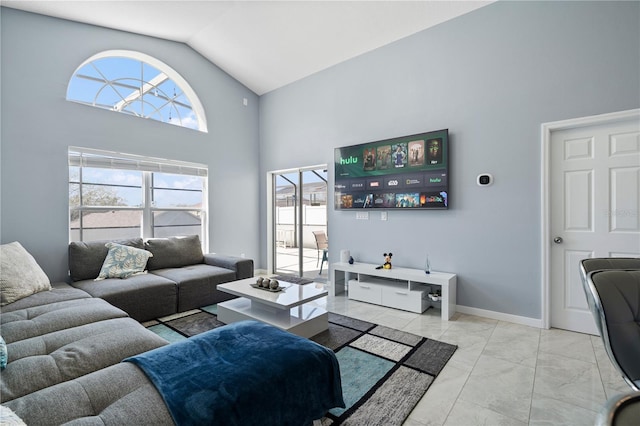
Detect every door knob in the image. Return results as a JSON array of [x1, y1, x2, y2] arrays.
[[553, 237, 563, 244]]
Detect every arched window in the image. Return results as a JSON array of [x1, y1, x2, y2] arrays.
[[67, 50, 207, 132]]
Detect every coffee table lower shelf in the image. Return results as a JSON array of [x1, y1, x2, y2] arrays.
[[217, 298, 328, 338]]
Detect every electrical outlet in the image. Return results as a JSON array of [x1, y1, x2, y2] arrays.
[[381, 212, 388, 221], [356, 212, 369, 220]]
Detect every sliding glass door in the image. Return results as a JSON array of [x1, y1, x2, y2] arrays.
[[272, 166, 327, 279]]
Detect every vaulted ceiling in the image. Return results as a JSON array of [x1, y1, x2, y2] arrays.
[[1, 1, 493, 94]]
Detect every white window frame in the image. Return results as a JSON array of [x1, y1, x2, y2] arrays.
[[67, 50, 208, 132], [69, 147, 209, 250]]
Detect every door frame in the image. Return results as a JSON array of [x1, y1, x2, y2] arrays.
[[540, 108, 640, 329], [266, 164, 328, 275]]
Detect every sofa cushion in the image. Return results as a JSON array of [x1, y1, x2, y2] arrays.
[[0, 317, 167, 403], [0, 282, 91, 313], [69, 238, 144, 282], [150, 264, 236, 311], [70, 273, 177, 322], [145, 235, 204, 270], [0, 242, 51, 306], [204, 253, 254, 280], [96, 243, 153, 280], [4, 363, 173, 426], [1, 298, 127, 344]]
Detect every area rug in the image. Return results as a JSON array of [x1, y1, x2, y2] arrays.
[[144, 307, 457, 425]]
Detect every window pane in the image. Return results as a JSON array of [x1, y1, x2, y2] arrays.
[[82, 168, 142, 186], [152, 189, 202, 208], [69, 183, 80, 208], [82, 184, 141, 207], [69, 166, 80, 183], [70, 210, 142, 242], [152, 173, 203, 208], [153, 173, 202, 190], [153, 211, 201, 238]]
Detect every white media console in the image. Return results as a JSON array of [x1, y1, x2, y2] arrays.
[[330, 262, 457, 320]]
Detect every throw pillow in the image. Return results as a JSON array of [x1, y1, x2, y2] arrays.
[[0, 242, 51, 306], [96, 242, 153, 280], [0, 335, 7, 370], [145, 234, 204, 270], [0, 405, 27, 426]]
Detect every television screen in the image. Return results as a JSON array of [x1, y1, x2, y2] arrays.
[[334, 129, 449, 210]]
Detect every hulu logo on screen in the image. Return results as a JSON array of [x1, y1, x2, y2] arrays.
[[340, 155, 358, 165]]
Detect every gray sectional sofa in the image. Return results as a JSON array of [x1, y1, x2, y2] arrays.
[[0, 282, 176, 424], [68, 235, 253, 321], [0, 237, 254, 424]]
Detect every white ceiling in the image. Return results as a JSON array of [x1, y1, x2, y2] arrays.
[[1, 1, 493, 95]]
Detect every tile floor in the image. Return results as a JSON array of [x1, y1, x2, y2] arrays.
[[317, 294, 630, 426]]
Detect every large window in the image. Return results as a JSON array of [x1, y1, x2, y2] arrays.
[[69, 147, 208, 246], [67, 50, 207, 132]]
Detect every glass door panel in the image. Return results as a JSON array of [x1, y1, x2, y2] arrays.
[[301, 168, 328, 279], [272, 167, 327, 279], [274, 172, 299, 275]]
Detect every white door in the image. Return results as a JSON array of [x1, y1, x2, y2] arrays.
[[549, 114, 640, 334]]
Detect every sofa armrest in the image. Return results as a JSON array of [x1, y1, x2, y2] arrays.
[[203, 254, 254, 279]]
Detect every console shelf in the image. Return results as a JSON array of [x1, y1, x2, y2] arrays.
[[330, 262, 457, 320]]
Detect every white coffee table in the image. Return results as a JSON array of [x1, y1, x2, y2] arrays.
[[217, 277, 328, 338]]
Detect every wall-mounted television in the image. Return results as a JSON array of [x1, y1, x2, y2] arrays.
[[334, 129, 449, 210]]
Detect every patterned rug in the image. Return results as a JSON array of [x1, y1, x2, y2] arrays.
[[144, 307, 457, 425]]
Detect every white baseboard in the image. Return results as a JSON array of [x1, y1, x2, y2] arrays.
[[455, 305, 545, 329], [254, 268, 268, 276]]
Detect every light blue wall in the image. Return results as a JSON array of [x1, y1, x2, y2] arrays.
[[0, 8, 260, 282], [259, 1, 640, 319]]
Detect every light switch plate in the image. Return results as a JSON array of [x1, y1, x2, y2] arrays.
[[356, 212, 369, 220]]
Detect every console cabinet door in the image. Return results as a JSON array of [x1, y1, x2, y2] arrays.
[[348, 280, 382, 305], [382, 287, 426, 313]]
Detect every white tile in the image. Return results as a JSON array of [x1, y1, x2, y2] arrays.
[[437, 326, 490, 368], [444, 399, 527, 426], [402, 314, 451, 340], [539, 328, 596, 364], [533, 351, 606, 412], [529, 395, 598, 426], [457, 354, 535, 423], [482, 321, 540, 368]]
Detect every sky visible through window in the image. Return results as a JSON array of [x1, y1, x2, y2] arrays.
[[67, 56, 200, 130], [70, 167, 204, 208]]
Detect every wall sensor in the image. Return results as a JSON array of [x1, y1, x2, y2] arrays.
[[477, 173, 493, 186]]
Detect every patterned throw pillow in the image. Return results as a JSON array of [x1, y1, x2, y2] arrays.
[[0, 335, 7, 370], [95, 242, 153, 280]]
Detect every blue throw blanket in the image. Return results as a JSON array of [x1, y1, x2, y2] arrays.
[[125, 320, 344, 426]]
